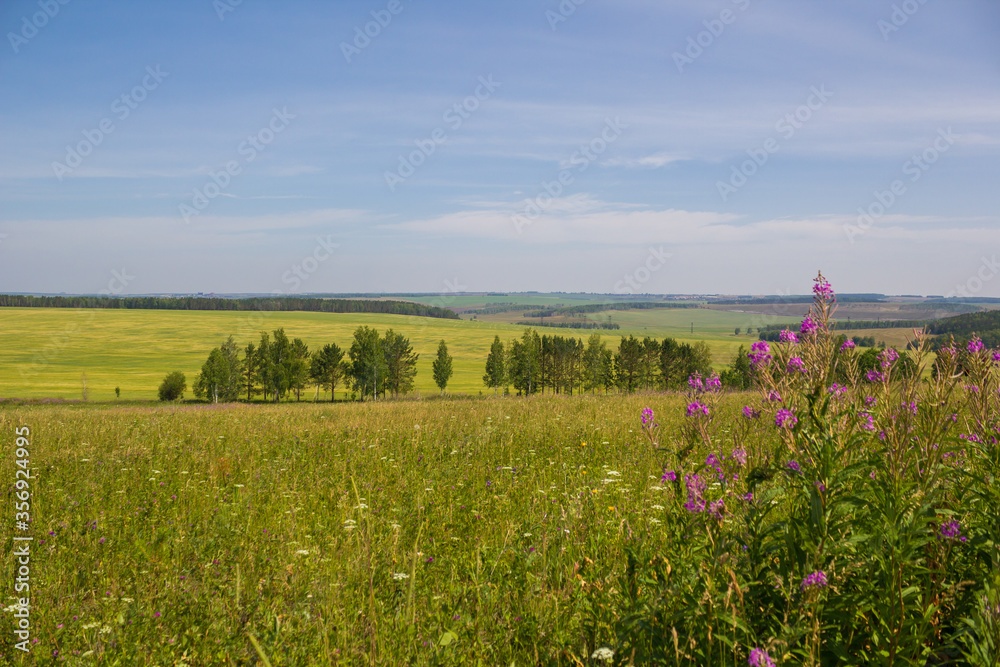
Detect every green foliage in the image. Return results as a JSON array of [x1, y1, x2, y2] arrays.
[[156, 371, 186, 401], [483, 335, 507, 395], [431, 340, 453, 395], [309, 343, 347, 402], [349, 326, 388, 400], [194, 336, 242, 403], [381, 329, 419, 398]]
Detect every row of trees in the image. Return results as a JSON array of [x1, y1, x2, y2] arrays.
[[186, 327, 454, 403], [482, 331, 714, 395]]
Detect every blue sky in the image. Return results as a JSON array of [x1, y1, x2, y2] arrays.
[[1, 0, 998, 296]]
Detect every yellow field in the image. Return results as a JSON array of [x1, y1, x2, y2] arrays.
[[0, 306, 818, 400]]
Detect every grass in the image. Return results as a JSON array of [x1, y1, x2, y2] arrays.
[[0, 392, 699, 664]]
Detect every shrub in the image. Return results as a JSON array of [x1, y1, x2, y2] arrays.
[[157, 371, 186, 401]]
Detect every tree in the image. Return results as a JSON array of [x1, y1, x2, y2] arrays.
[[289, 338, 310, 401], [483, 335, 506, 395], [735, 327, 741, 336], [382, 329, 419, 398], [349, 326, 387, 400], [158, 371, 186, 401], [432, 340, 454, 396], [267, 329, 293, 403], [583, 334, 609, 393], [194, 336, 242, 403], [242, 341, 259, 401], [614, 335, 643, 392], [310, 343, 347, 401], [509, 329, 541, 395], [720, 345, 752, 389]]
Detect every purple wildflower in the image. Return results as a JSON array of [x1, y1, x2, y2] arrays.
[[686, 401, 709, 418], [786, 460, 801, 473], [859, 412, 875, 432], [939, 520, 967, 542], [866, 370, 886, 383], [706, 374, 722, 392], [683, 474, 706, 514], [748, 341, 772, 367], [775, 409, 797, 429], [748, 648, 776, 667], [709, 499, 725, 519], [828, 383, 847, 397], [879, 348, 899, 370], [731, 448, 747, 466], [688, 373, 704, 392], [813, 278, 834, 301], [840, 339, 856, 351], [640, 408, 654, 426], [742, 405, 760, 419], [864, 395, 877, 408], [801, 570, 828, 590], [967, 337, 985, 353], [661, 470, 677, 482], [787, 356, 807, 373], [779, 329, 798, 344], [800, 314, 819, 335], [766, 390, 782, 402]]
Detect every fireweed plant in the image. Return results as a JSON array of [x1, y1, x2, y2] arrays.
[[618, 272, 1000, 666]]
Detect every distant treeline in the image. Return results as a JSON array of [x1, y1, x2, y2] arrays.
[[557, 302, 700, 314], [465, 304, 542, 315], [515, 321, 620, 330], [0, 294, 460, 319], [714, 294, 885, 305], [759, 320, 928, 334]]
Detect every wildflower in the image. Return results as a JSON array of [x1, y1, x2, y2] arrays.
[[688, 373, 705, 392], [686, 401, 709, 418], [766, 390, 782, 402], [591, 647, 615, 662], [859, 412, 875, 432], [787, 357, 807, 373], [828, 383, 847, 397], [801, 570, 828, 590], [775, 409, 797, 429], [864, 395, 877, 408], [640, 408, 654, 426], [748, 341, 772, 367], [779, 329, 798, 344], [661, 470, 677, 482], [813, 277, 834, 300], [800, 314, 819, 335], [967, 336, 985, 353], [879, 348, 899, 370], [706, 374, 722, 392], [392, 572, 409, 581], [902, 401, 918, 415], [786, 460, 801, 473], [840, 339, 856, 351], [730, 448, 747, 466], [683, 473, 706, 514], [865, 370, 885, 383], [748, 647, 776, 667], [742, 405, 760, 419], [939, 520, 967, 542], [992, 350, 1000, 363], [709, 499, 725, 519]]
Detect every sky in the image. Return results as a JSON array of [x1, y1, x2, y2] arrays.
[[1, 0, 998, 297]]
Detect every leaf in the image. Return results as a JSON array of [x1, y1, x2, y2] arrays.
[[438, 630, 458, 647]]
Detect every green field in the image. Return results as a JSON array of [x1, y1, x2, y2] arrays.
[[0, 308, 798, 402]]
